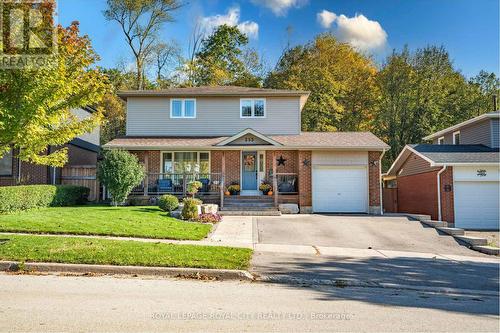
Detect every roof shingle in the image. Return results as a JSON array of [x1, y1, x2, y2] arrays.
[[410, 144, 500, 164], [104, 132, 389, 150]]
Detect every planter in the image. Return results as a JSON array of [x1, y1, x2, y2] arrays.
[[261, 190, 270, 196], [229, 191, 240, 196]]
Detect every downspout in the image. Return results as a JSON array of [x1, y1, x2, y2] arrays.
[[436, 165, 447, 221], [378, 149, 386, 215], [17, 148, 22, 183]]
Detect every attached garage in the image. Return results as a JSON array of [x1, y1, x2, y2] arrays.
[[385, 144, 500, 230], [312, 152, 369, 213], [453, 166, 500, 230]]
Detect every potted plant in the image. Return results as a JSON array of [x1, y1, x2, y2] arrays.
[[259, 183, 272, 195], [227, 184, 240, 195]]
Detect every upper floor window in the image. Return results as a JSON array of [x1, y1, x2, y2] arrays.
[[170, 99, 196, 118], [0, 149, 13, 176], [240, 99, 265, 118], [437, 137, 444, 145], [453, 131, 460, 145]]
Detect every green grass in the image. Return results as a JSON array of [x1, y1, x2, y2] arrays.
[[0, 235, 252, 270], [0, 206, 212, 241]]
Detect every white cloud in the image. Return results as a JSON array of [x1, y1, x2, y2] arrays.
[[317, 10, 337, 29], [316, 10, 387, 52], [199, 7, 259, 39], [251, 0, 308, 16]]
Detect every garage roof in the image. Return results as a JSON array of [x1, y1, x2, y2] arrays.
[[409, 144, 500, 164], [386, 144, 500, 176]]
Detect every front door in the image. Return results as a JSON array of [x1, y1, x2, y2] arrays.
[[242, 151, 258, 190]]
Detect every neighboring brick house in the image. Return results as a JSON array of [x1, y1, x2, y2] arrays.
[[384, 111, 499, 230], [104, 86, 389, 214], [0, 107, 100, 187]]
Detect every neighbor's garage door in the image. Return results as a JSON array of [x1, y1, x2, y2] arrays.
[[454, 181, 499, 230], [453, 166, 500, 230], [312, 165, 368, 213]]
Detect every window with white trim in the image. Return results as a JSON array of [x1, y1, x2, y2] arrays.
[[170, 99, 196, 118], [162, 151, 210, 174], [453, 131, 460, 145], [437, 137, 444, 145], [240, 99, 265, 118], [0, 149, 13, 176]]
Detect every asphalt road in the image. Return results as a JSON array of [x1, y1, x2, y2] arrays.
[[0, 274, 498, 332]]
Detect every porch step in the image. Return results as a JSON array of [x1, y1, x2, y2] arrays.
[[223, 203, 275, 208], [454, 236, 488, 247], [224, 196, 273, 202], [436, 227, 465, 236], [421, 220, 448, 228], [220, 209, 281, 216]]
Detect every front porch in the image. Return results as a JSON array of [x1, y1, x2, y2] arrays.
[[129, 149, 307, 210]]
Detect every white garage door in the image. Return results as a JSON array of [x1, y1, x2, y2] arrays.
[[312, 166, 368, 213], [454, 181, 499, 230]]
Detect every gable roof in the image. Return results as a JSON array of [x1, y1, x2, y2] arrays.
[[386, 144, 500, 176], [423, 111, 499, 141], [118, 86, 310, 99], [103, 132, 389, 150], [216, 128, 283, 146]]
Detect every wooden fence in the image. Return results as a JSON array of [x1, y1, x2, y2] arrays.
[[383, 188, 398, 213], [60, 165, 99, 202]]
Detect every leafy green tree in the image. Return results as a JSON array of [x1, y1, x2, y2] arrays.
[[265, 33, 379, 131], [97, 150, 145, 206], [188, 25, 262, 87], [468, 71, 500, 116], [373, 46, 480, 168], [0, 21, 109, 166]]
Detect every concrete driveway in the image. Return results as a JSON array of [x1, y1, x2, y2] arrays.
[[256, 214, 485, 256]]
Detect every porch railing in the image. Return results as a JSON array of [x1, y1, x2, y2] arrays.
[[131, 173, 223, 196]]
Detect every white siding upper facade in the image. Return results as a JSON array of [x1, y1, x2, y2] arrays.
[[126, 96, 301, 136]]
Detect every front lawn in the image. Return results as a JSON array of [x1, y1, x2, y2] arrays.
[[0, 235, 252, 270], [0, 206, 211, 240]]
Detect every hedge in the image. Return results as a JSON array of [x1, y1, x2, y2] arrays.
[[0, 185, 90, 213]]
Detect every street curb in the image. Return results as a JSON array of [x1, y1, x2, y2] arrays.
[[0, 261, 255, 281], [256, 275, 500, 297]]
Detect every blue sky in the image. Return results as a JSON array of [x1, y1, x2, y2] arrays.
[[58, 0, 499, 78]]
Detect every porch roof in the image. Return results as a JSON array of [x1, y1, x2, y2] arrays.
[[104, 132, 389, 151]]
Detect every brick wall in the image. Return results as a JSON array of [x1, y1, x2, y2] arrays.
[[368, 151, 382, 213], [440, 167, 455, 224], [398, 171, 439, 220], [130, 150, 161, 174], [265, 150, 298, 176], [211, 150, 240, 185], [298, 150, 312, 211]]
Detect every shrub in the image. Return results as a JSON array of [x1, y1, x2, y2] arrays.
[[97, 150, 145, 206], [0, 185, 89, 213], [187, 180, 202, 197], [181, 197, 202, 221], [158, 194, 179, 213], [196, 213, 222, 224]]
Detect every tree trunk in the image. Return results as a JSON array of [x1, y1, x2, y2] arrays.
[[136, 58, 144, 90]]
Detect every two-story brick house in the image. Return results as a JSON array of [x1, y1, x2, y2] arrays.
[[385, 111, 499, 230], [104, 86, 389, 214]]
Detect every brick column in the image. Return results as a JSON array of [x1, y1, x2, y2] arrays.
[[440, 167, 455, 224], [298, 151, 312, 213], [368, 151, 382, 215]]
